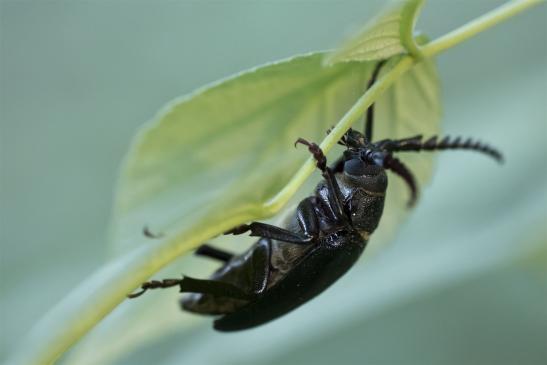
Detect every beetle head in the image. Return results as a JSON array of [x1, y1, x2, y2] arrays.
[[339, 128, 418, 208]]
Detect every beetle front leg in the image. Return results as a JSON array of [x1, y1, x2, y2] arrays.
[[295, 197, 320, 238], [295, 138, 347, 222], [294, 138, 327, 171], [329, 155, 345, 173]]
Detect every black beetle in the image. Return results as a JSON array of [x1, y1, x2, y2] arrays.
[[128, 61, 503, 331]]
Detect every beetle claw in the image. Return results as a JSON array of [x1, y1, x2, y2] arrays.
[[127, 288, 147, 299], [295, 138, 326, 171]]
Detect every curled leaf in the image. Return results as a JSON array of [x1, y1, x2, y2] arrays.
[[325, 0, 425, 65]]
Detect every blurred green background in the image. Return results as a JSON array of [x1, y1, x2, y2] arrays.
[[1, 1, 546, 364]]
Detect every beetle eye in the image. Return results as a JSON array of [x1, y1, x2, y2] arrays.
[[344, 158, 367, 176], [370, 151, 385, 166], [361, 150, 386, 166]]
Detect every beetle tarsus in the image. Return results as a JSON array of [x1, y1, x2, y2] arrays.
[[127, 289, 146, 299], [128, 276, 253, 300], [127, 278, 183, 299], [295, 138, 327, 171]]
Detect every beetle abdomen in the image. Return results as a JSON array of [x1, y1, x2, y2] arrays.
[[214, 229, 366, 331], [181, 238, 271, 315]]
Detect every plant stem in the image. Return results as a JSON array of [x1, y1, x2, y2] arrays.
[[265, 0, 543, 213], [422, 0, 544, 57]]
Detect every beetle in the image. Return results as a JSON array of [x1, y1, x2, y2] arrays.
[[127, 61, 503, 331]]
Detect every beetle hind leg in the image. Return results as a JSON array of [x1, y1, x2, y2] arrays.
[[127, 278, 183, 299], [182, 239, 272, 315], [128, 276, 252, 300], [180, 276, 252, 300]]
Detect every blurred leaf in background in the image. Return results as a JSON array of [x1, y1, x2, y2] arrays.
[[1, 1, 545, 364]]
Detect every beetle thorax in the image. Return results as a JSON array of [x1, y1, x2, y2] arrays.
[[337, 169, 388, 235]]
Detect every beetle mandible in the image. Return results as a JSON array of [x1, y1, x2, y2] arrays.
[[128, 61, 503, 331]]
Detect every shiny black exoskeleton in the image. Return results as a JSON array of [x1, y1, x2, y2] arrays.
[[128, 61, 503, 331]]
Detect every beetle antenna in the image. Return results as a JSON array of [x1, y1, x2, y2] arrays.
[[364, 60, 387, 142], [382, 135, 504, 163], [383, 154, 418, 207]]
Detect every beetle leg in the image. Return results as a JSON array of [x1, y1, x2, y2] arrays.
[[294, 138, 327, 171], [180, 276, 253, 300], [364, 60, 387, 141], [226, 222, 312, 244], [329, 155, 345, 173], [128, 276, 252, 300], [249, 239, 271, 294], [195, 244, 234, 263], [127, 278, 184, 299], [296, 197, 320, 239], [295, 138, 347, 222], [321, 167, 348, 223]]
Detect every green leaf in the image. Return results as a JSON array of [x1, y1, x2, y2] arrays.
[[8, 54, 377, 365], [325, 0, 425, 65], [12, 6, 443, 365], [7, 1, 543, 364], [62, 55, 440, 365], [110, 53, 374, 255]]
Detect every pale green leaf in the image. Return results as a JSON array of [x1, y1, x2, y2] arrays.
[[110, 53, 374, 255], [325, 0, 425, 65], [6, 1, 544, 364], [64, 55, 440, 365], [7, 53, 380, 365], [9, 6, 442, 365], [368, 55, 440, 250]]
